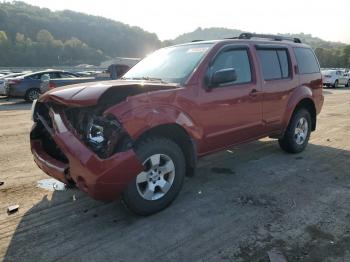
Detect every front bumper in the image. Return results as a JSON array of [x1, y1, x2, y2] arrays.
[[323, 79, 333, 85], [30, 108, 144, 201]]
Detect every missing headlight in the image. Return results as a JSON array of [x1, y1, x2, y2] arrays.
[[65, 107, 133, 158], [85, 115, 132, 158]]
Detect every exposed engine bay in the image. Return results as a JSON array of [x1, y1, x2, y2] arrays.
[[32, 102, 133, 160]]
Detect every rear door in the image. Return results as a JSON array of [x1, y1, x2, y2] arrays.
[[338, 71, 347, 85], [256, 45, 296, 131]]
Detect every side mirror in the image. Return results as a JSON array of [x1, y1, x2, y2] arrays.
[[210, 68, 237, 87]]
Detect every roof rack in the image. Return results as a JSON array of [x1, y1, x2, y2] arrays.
[[238, 33, 301, 43]]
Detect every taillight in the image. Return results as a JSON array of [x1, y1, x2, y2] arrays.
[[48, 82, 56, 90], [7, 79, 21, 85]]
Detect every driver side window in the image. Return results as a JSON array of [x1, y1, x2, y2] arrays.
[[211, 49, 252, 86]]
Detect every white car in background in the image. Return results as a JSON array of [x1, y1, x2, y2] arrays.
[[0, 72, 28, 95], [322, 69, 350, 88]]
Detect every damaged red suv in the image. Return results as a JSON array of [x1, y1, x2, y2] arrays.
[[30, 33, 324, 215]]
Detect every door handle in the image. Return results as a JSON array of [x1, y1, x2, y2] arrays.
[[249, 89, 259, 97]]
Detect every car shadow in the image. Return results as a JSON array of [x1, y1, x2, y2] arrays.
[[3, 141, 350, 261], [0, 97, 32, 111]]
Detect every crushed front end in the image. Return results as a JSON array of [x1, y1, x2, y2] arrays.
[[30, 101, 144, 201]]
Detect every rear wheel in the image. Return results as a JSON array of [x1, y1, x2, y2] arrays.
[[279, 109, 311, 153], [25, 88, 40, 102], [122, 137, 185, 215], [346, 80, 350, 88]]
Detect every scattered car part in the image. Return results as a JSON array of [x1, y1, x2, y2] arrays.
[[7, 205, 19, 215]]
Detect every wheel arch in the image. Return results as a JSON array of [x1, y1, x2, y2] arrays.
[[293, 98, 317, 131], [283, 86, 317, 132], [135, 123, 197, 177], [113, 105, 202, 176]]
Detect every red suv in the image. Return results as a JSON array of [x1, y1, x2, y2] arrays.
[[30, 33, 324, 215]]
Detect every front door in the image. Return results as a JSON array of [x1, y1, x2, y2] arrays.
[[197, 45, 263, 153]]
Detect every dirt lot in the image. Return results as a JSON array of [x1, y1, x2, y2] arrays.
[[0, 88, 350, 262]]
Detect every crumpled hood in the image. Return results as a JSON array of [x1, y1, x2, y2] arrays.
[[39, 80, 180, 107]]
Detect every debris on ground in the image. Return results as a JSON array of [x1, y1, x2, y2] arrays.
[[37, 178, 66, 191], [7, 205, 19, 215], [72, 194, 76, 201], [0, 181, 4, 186], [211, 167, 235, 175], [236, 194, 277, 207], [267, 248, 288, 262]]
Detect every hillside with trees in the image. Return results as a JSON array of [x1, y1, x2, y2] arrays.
[[0, 2, 349, 68], [0, 1, 160, 66], [172, 27, 350, 68]]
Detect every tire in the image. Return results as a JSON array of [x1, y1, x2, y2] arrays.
[[333, 80, 339, 88], [346, 80, 350, 88], [122, 137, 186, 215], [25, 88, 40, 102], [278, 109, 311, 154]]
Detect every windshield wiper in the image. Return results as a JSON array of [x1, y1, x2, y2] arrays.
[[122, 76, 168, 83]]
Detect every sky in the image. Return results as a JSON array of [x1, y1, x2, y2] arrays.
[[14, 0, 350, 43]]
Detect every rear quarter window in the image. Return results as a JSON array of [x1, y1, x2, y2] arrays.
[[294, 47, 320, 74]]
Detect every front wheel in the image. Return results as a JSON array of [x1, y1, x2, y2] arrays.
[[333, 80, 339, 88], [279, 109, 311, 154], [122, 137, 185, 215]]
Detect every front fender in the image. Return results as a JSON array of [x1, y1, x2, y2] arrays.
[[107, 104, 203, 143], [281, 85, 314, 130]]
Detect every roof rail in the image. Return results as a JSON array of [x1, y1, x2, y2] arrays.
[[238, 33, 301, 43], [191, 40, 203, 42]]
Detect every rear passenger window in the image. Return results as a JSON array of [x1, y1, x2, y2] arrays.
[[294, 48, 320, 74], [49, 72, 61, 79], [211, 49, 252, 85], [257, 49, 290, 80]]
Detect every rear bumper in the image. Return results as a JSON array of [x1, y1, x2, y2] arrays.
[[30, 110, 144, 201], [0, 85, 6, 95]]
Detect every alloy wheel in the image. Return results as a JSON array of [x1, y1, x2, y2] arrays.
[[28, 89, 40, 101], [294, 117, 309, 145], [136, 154, 175, 201]]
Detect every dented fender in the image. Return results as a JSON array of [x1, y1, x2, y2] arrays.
[[105, 104, 203, 143]]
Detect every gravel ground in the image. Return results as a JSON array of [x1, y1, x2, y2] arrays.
[[0, 88, 350, 262]]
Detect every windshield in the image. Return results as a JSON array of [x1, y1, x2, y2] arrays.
[[123, 43, 213, 84]]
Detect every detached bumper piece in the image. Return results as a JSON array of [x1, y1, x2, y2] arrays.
[[30, 104, 144, 201]]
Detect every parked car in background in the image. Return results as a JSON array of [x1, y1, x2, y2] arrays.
[[108, 64, 131, 79], [31, 33, 324, 215], [0, 70, 13, 76], [5, 70, 80, 101], [40, 76, 99, 93], [0, 72, 29, 95], [322, 69, 350, 88]]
